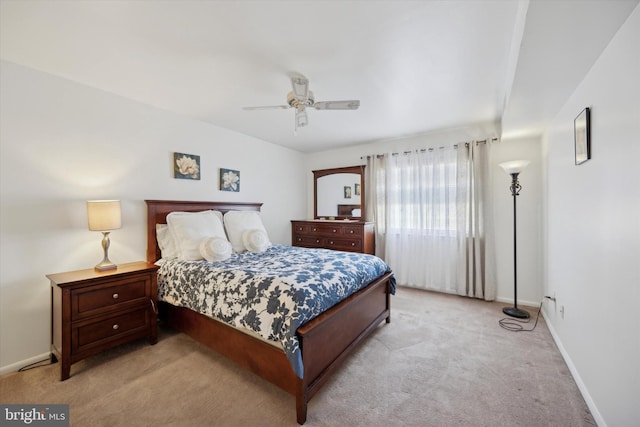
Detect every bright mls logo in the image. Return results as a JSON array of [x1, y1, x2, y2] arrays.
[[1, 405, 69, 426]]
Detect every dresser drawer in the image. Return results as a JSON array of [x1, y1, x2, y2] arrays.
[[73, 308, 150, 354], [305, 223, 339, 235], [325, 238, 363, 252], [72, 274, 151, 320], [292, 224, 310, 234], [341, 225, 363, 236], [293, 234, 324, 247]]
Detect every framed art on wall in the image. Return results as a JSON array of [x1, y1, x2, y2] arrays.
[[220, 168, 240, 192], [174, 152, 200, 179], [344, 186, 352, 199], [574, 107, 591, 165]]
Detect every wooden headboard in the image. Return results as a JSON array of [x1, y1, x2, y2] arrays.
[[337, 204, 361, 216], [145, 200, 262, 263]]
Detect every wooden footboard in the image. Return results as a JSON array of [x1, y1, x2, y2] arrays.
[[159, 272, 392, 424], [295, 271, 392, 423]]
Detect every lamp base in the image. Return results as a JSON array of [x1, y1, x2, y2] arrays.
[[95, 261, 117, 272], [503, 306, 530, 319]]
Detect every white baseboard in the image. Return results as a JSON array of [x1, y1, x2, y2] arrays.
[[495, 295, 540, 308], [0, 352, 52, 376], [541, 308, 606, 427]]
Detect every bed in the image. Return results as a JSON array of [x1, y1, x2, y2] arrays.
[[145, 200, 394, 424]]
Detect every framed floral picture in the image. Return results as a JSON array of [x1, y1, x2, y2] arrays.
[[174, 152, 200, 180], [344, 186, 352, 199], [220, 168, 240, 192]]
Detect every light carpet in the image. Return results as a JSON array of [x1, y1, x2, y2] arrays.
[[0, 286, 595, 426]]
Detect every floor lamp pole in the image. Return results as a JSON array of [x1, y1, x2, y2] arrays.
[[500, 161, 530, 319]]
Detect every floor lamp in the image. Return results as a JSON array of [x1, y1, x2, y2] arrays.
[[499, 160, 530, 319]]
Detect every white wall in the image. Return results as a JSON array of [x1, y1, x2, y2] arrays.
[[542, 6, 640, 426], [304, 125, 543, 305], [0, 61, 306, 372]]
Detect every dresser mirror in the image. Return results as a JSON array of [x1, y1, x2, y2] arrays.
[[313, 165, 365, 220]]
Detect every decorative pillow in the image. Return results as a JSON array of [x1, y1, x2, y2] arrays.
[[223, 211, 270, 253], [156, 224, 178, 259], [166, 210, 228, 260], [199, 237, 232, 262], [242, 229, 270, 253]]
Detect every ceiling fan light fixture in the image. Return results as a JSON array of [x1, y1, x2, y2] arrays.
[[291, 75, 309, 100], [295, 110, 308, 128]]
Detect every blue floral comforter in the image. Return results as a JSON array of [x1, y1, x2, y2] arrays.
[[157, 244, 395, 378]]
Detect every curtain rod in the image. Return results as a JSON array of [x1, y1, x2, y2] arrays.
[[360, 137, 498, 159]]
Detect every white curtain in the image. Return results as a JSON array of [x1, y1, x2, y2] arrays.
[[365, 142, 496, 300]]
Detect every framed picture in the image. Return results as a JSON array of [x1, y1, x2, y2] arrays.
[[174, 152, 200, 180], [354, 183, 361, 196], [574, 107, 591, 165], [220, 168, 240, 192], [344, 186, 352, 199]]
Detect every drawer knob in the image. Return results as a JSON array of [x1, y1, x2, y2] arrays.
[[332, 229, 337, 233], [316, 239, 320, 243], [330, 241, 334, 244], [352, 243, 356, 246], [112, 324, 119, 330], [312, 228, 317, 232], [349, 230, 354, 234], [112, 293, 119, 299]]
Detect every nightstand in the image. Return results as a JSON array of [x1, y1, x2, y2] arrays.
[[48, 261, 159, 380]]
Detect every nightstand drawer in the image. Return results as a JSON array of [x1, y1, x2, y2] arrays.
[[73, 274, 150, 319], [74, 308, 150, 353]]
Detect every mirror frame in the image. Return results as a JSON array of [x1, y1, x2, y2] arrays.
[[313, 165, 365, 220]]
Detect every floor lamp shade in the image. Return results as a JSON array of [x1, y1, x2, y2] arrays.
[[499, 160, 530, 175], [499, 161, 530, 319], [87, 200, 121, 271]]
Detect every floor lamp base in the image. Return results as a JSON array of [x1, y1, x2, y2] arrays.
[[503, 306, 530, 319]]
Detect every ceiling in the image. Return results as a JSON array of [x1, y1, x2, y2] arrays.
[[1, 0, 637, 153]]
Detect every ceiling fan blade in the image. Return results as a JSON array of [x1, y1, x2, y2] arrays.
[[313, 100, 360, 110], [242, 105, 291, 110], [295, 109, 308, 128], [290, 73, 309, 102]]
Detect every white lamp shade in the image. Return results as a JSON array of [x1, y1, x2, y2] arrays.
[[87, 200, 122, 231], [499, 160, 530, 175]]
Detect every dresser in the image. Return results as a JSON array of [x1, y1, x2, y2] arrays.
[[291, 220, 375, 254], [48, 261, 159, 380]]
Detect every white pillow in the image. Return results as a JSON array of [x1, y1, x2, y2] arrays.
[[199, 237, 232, 262], [223, 211, 270, 253], [242, 229, 270, 253], [156, 224, 178, 259], [166, 210, 228, 260]]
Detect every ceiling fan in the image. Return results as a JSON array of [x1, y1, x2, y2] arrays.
[[243, 73, 360, 131]]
